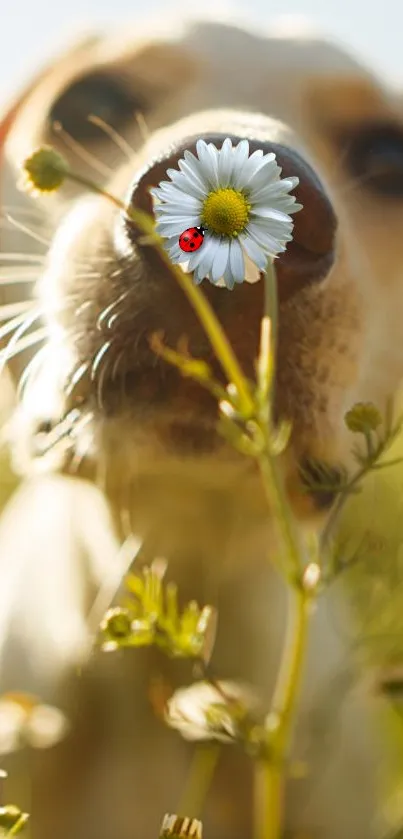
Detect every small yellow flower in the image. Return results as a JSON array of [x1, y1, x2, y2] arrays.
[[20, 147, 69, 194], [344, 402, 382, 434]]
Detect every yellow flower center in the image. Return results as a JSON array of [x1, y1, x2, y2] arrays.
[[201, 188, 251, 237]]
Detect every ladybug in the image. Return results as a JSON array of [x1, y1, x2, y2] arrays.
[[179, 226, 205, 253]]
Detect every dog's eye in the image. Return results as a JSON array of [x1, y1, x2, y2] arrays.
[[343, 124, 403, 197], [49, 73, 146, 142]]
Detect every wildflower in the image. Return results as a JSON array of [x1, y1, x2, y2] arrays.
[[20, 147, 69, 194], [160, 814, 202, 839], [100, 607, 133, 643], [151, 138, 302, 289], [344, 402, 382, 434], [0, 694, 68, 754], [99, 567, 217, 662], [166, 680, 262, 743]]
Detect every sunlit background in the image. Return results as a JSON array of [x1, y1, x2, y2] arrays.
[[0, 0, 402, 110]]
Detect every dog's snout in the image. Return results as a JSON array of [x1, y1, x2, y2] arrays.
[[128, 131, 337, 301]]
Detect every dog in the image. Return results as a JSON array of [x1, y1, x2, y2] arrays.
[[1, 12, 403, 839]]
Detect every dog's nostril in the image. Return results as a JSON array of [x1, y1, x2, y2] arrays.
[[128, 132, 337, 301]]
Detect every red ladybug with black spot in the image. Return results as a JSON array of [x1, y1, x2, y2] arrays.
[[179, 226, 205, 253]]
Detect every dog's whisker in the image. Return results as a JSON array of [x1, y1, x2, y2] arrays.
[[0, 253, 45, 264], [31, 407, 84, 459], [18, 343, 50, 399], [65, 361, 90, 398], [52, 121, 113, 179], [134, 110, 150, 144], [87, 115, 136, 162], [0, 309, 40, 342], [0, 269, 38, 284], [0, 326, 48, 371], [91, 340, 112, 380], [97, 291, 130, 331], [68, 412, 95, 474], [73, 270, 104, 281], [111, 348, 125, 381], [0, 301, 34, 321], [1, 204, 48, 220], [5, 214, 51, 248], [96, 354, 112, 410]]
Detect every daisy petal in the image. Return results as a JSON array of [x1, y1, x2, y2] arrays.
[[246, 158, 280, 192], [222, 263, 236, 290], [239, 233, 268, 271], [211, 239, 230, 283], [233, 139, 250, 173], [217, 138, 233, 187], [193, 234, 217, 281], [207, 143, 220, 187], [250, 216, 294, 240], [247, 225, 284, 256], [244, 251, 262, 284], [181, 150, 211, 185], [237, 152, 276, 190], [168, 248, 183, 262], [251, 180, 300, 203], [153, 187, 201, 211], [156, 216, 201, 236], [229, 238, 245, 283], [251, 207, 292, 223], [214, 274, 231, 289], [177, 157, 210, 194], [156, 205, 202, 220], [232, 149, 264, 189], [186, 246, 206, 272], [196, 140, 218, 188]]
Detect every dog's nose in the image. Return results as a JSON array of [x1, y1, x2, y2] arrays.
[[128, 133, 336, 302]]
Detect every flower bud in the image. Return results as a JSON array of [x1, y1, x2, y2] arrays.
[[344, 402, 382, 433], [100, 607, 132, 641], [20, 147, 69, 193]]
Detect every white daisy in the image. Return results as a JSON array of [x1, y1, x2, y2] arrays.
[[166, 680, 263, 743], [150, 138, 303, 290]]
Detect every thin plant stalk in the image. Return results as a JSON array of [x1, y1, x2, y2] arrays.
[[177, 744, 221, 819], [255, 587, 311, 839], [252, 270, 314, 839]]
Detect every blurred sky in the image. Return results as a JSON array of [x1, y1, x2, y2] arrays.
[[0, 0, 402, 110]]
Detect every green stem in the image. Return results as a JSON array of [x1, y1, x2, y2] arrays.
[[256, 586, 311, 839], [257, 263, 278, 408], [177, 744, 221, 819], [163, 260, 254, 415], [257, 450, 302, 584], [254, 258, 311, 839], [264, 261, 278, 373]]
